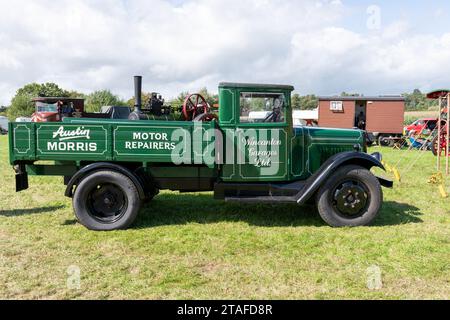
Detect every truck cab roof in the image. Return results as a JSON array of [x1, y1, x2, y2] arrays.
[[219, 82, 294, 91]]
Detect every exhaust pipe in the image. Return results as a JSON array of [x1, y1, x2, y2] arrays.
[[134, 75, 142, 112]]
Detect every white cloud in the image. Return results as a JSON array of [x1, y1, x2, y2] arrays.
[[0, 0, 449, 106]]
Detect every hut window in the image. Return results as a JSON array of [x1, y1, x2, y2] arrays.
[[330, 101, 344, 112]]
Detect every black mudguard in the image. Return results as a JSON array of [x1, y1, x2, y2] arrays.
[[64, 162, 147, 199], [296, 151, 392, 205], [14, 163, 29, 192]]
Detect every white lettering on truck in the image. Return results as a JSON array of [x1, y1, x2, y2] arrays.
[[47, 142, 97, 152], [52, 126, 91, 141], [47, 126, 97, 152], [125, 131, 175, 150]]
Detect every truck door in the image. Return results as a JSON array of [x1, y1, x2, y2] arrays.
[[223, 91, 290, 182]]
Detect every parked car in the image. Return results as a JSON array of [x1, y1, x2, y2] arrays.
[[404, 118, 438, 136], [0, 116, 8, 134]]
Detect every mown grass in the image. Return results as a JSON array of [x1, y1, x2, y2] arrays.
[[0, 136, 449, 300]]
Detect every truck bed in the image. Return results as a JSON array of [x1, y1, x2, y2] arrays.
[[9, 118, 215, 165]]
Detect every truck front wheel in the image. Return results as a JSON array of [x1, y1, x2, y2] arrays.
[[316, 165, 382, 227], [73, 170, 142, 231]]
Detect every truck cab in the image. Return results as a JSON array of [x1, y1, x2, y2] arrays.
[[9, 77, 392, 231], [217, 82, 366, 182]]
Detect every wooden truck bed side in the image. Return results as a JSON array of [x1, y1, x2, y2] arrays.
[[9, 119, 216, 166]]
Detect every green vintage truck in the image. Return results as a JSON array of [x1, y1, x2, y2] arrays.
[[9, 76, 392, 230]]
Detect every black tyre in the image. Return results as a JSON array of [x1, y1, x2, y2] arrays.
[[378, 136, 394, 147], [316, 165, 382, 227], [73, 170, 142, 231]]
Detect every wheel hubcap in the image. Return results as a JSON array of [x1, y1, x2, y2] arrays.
[[87, 183, 127, 223], [333, 182, 368, 217]]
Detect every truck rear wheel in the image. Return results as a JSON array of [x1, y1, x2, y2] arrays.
[[316, 165, 382, 227], [73, 170, 142, 231]]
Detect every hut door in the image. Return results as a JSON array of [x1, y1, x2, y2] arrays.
[[355, 102, 367, 130]]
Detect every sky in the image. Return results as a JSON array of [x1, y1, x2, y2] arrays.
[[1, 0, 450, 105]]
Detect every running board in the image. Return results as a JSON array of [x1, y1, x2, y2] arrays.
[[224, 195, 298, 204]]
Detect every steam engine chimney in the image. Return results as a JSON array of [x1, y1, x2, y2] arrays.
[[134, 75, 142, 112], [128, 75, 147, 120]]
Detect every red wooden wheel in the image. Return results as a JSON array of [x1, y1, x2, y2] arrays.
[[431, 120, 449, 157], [193, 113, 218, 122], [432, 132, 449, 157], [182, 93, 210, 121]]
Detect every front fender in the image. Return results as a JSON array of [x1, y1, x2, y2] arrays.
[[297, 151, 391, 204]]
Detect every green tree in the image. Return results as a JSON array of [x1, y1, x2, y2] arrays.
[[291, 93, 302, 109], [341, 91, 362, 97], [169, 91, 190, 108], [300, 94, 318, 110], [169, 89, 218, 109], [67, 90, 86, 99], [197, 87, 218, 107], [85, 90, 126, 112], [403, 89, 433, 111], [127, 92, 153, 109], [7, 82, 69, 120], [291, 93, 318, 110]]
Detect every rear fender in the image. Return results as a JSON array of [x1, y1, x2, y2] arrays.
[[297, 151, 391, 205], [64, 162, 147, 199]]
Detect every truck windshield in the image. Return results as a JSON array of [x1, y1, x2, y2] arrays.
[[240, 92, 285, 123], [36, 102, 58, 113]]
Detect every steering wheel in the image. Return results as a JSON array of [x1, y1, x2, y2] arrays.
[[182, 93, 210, 121], [263, 98, 283, 122]]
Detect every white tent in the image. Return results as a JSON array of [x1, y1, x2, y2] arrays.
[[292, 109, 318, 126]]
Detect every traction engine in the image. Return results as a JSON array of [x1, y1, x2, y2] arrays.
[[128, 76, 217, 122]]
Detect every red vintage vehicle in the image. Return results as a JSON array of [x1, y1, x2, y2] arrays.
[[404, 118, 438, 136], [30, 97, 132, 122], [31, 97, 84, 122]]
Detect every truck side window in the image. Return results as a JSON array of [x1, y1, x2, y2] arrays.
[[240, 92, 286, 123]]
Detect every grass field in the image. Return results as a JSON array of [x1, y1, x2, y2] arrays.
[[0, 135, 449, 299]]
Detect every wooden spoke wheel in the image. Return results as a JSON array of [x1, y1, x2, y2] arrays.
[[182, 93, 210, 121], [431, 133, 449, 157], [193, 113, 218, 122]]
